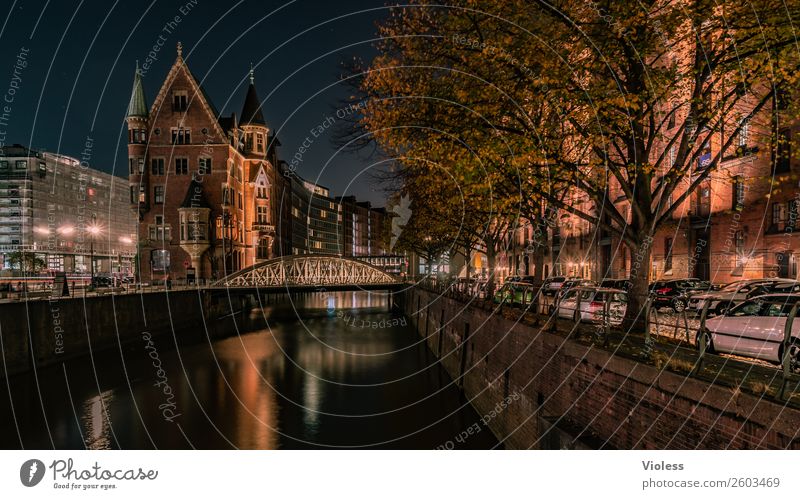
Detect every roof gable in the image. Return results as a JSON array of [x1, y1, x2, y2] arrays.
[[148, 44, 226, 141]]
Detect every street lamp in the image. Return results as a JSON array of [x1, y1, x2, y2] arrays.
[[88, 214, 100, 283]]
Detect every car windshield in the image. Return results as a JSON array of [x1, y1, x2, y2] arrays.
[[718, 282, 746, 292], [772, 283, 800, 293], [728, 300, 800, 317], [561, 289, 578, 301]]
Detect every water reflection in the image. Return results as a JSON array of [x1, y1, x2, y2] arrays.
[[0, 291, 497, 450], [81, 389, 113, 450]]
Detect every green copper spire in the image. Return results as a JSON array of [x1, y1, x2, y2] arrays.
[[126, 61, 148, 118]]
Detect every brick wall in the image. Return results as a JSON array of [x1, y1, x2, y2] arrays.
[[403, 288, 800, 449]]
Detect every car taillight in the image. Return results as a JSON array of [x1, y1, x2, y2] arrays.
[[656, 287, 671, 294], [589, 301, 603, 310]]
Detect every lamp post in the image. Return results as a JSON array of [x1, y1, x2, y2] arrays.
[[88, 214, 100, 285]]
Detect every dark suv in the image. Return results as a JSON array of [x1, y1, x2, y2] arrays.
[[649, 278, 711, 312], [601, 279, 632, 292]]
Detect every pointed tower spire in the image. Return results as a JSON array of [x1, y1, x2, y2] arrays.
[[241, 66, 265, 126], [126, 61, 148, 118]]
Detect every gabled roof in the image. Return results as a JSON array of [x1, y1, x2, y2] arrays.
[[248, 161, 275, 183], [180, 178, 211, 209], [127, 63, 148, 118], [149, 42, 226, 140], [218, 113, 237, 135]]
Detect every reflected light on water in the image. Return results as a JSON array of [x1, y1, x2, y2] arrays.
[[81, 389, 113, 450], [302, 375, 321, 439]]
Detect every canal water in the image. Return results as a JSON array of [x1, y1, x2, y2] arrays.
[[0, 291, 498, 449]]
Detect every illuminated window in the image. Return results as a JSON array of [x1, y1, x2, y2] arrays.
[[257, 206, 269, 224]]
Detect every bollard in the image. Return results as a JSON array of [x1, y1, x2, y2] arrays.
[[572, 290, 583, 338], [780, 301, 800, 399], [602, 294, 611, 347], [549, 293, 559, 332], [681, 305, 691, 343], [643, 293, 652, 347], [692, 299, 713, 375]]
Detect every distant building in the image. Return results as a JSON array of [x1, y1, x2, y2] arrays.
[[286, 175, 340, 255], [0, 144, 136, 276]]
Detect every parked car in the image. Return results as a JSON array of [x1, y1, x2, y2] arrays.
[[687, 278, 797, 316], [542, 276, 567, 296], [91, 276, 114, 288], [601, 279, 632, 291], [494, 282, 537, 307], [554, 286, 628, 326], [700, 293, 800, 368], [649, 278, 710, 313], [554, 278, 596, 300]]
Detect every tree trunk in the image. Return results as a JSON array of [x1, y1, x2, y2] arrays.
[[532, 245, 545, 309], [623, 240, 652, 332], [464, 245, 471, 280], [485, 245, 497, 298]]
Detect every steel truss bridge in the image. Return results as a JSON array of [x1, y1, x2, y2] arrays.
[[212, 255, 398, 288]]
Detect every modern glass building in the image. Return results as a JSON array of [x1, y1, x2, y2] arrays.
[[0, 144, 137, 277]]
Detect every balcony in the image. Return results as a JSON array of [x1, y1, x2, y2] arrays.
[[252, 223, 275, 235]]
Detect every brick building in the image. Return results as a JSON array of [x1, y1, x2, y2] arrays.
[[127, 43, 287, 282], [527, 97, 798, 285], [127, 43, 393, 282]]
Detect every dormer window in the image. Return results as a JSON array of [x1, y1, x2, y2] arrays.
[[172, 90, 188, 112], [257, 185, 268, 199]]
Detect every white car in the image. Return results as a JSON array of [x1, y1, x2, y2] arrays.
[[687, 278, 797, 315], [556, 286, 627, 326], [701, 293, 800, 368]]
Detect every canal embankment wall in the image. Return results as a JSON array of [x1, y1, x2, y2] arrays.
[[0, 289, 264, 377], [401, 287, 800, 449]]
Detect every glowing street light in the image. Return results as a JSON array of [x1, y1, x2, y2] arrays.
[[88, 214, 102, 283]]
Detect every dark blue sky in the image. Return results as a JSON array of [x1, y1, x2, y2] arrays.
[[0, 0, 392, 204]]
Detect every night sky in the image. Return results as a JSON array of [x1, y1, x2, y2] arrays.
[[0, 0, 392, 205]]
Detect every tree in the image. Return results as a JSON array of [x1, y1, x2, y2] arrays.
[[6, 251, 46, 273], [360, 0, 800, 327]]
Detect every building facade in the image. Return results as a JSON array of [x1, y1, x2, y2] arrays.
[[0, 144, 136, 276], [521, 102, 798, 286], [127, 43, 392, 282]]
